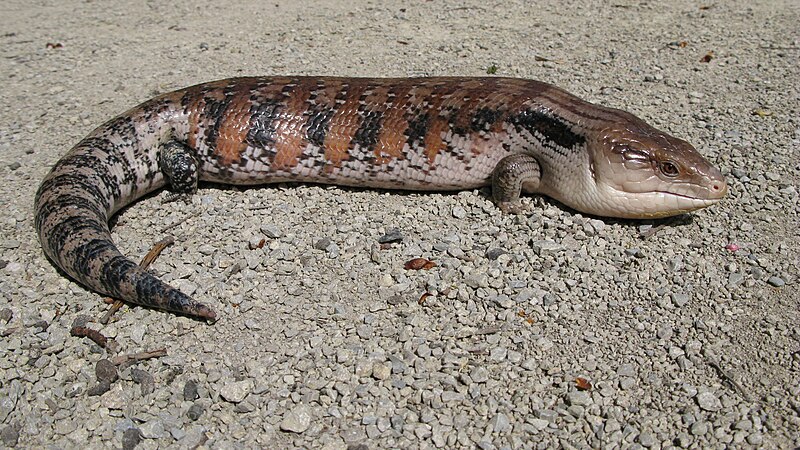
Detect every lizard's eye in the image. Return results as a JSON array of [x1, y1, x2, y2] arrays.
[[660, 161, 680, 177]]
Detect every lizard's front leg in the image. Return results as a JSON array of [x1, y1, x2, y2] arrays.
[[491, 154, 542, 214]]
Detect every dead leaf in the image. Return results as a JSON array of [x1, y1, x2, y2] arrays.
[[700, 51, 714, 63], [576, 377, 592, 391], [404, 258, 437, 270]]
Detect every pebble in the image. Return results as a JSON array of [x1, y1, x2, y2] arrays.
[[378, 228, 404, 244], [313, 238, 332, 250], [470, 366, 489, 383], [101, 384, 126, 410], [219, 380, 252, 403], [122, 428, 141, 450], [485, 248, 508, 260], [696, 391, 722, 411], [139, 419, 165, 439], [130, 368, 155, 395], [95, 359, 118, 384], [260, 224, 282, 238], [638, 431, 655, 447], [528, 418, 549, 431], [280, 404, 312, 433], [128, 324, 146, 344], [184, 380, 199, 401], [489, 346, 507, 362], [187, 403, 205, 421], [492, 413, 511, 433], [87, 381, 111, 396], [671, 293, 690, 307], [372, 362, 391, 380], [0, 425, 19, 447], [452, 206, 467, 219], [567, 391, 592, 406], [767, 276, 785, 287], [690, 421, 708, 436], [531, 239, 563, 254], [441, 391, 465, 402]]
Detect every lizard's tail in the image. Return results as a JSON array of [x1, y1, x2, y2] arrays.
[[34, 110, 216, 321]]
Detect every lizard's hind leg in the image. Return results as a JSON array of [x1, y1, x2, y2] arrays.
[[159, 141, 199, 203]]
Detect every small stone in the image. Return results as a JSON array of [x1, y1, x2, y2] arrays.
[[0, 425, 19, 447], [184, 380, 199, 401], [356, 325, 373, 339], [675, 432, 692, 447], [470, 366, 489, 383], [671, 293, 690, 307], [441, 391, 464, 402], [101, 384, 126, 409], [489, 347, 507, 362], [87, 381, 112, 396], [378, 229, 403, 244], [170, 427, 186, 441], [588, 219, 606, 234], [731, 168, 747, 178], [391, 414, 404, 432], [7, 162, 20, 171], [657, 325, 673, 340], [566, 391, 592, 406], [122, 428, 141, 450], [528, 418, 548, 431], [389, 356, 407, 374], [95, 359, 118, 383], [280, 405, 312, 433], [690, 421, 707, 436], [531, 240, 563, 254], [372, 362, 391, 380], [767, 276, 785, 287], [139, 419, 165, 439], [746, 433, 763, 445], [492, 413, 511, 433], [619, 377, 636, 390], [452, 206, 467, 219], [71, 315, 92, 328], [617, 364, 636, 377], [187, 403, 204, 421], [234, 401, 256, 413], [313, 238, 332, 251], [130, 368, 155, 396], [638, 431, 655, 447], [536, 409, 557, 422], [129, 324, 146, 344], [696, 391, 721, 411], [219, 380, 252, 403], [0, 308, 12, 324], [260, 224, 282, 239], [485, 248, 507, 260], [625, 247, 644, 258]]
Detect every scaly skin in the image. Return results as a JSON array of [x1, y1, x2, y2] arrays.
[[34, 77, 727, 320]]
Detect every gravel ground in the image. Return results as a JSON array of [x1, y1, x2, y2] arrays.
[[1, 0, 798, 448]]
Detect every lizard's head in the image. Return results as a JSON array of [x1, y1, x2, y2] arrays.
[[582, 121, 727, 219]]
